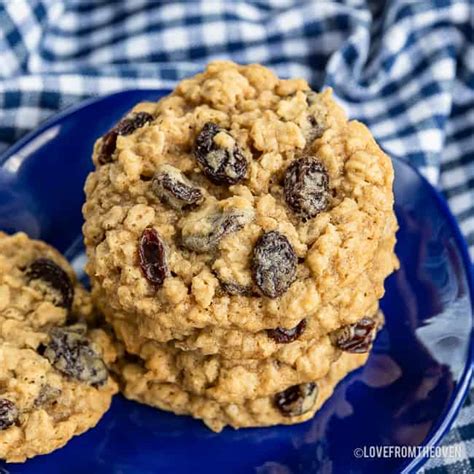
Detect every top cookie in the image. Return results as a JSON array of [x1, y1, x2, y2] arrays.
[[83, 61, 395, 335]]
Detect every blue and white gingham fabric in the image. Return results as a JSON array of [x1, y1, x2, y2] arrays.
[[0, 1, 473, 471]]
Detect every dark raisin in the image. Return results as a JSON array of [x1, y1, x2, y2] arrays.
[[194, 122, 247, 185], [114, 112, 153, 135], [181, 209, 253, 253], [43, 327, 108, 386], [152, 164, 203, 210], [252, 231, 297, 298], [138, 228, 168, 286], [219, 281, 254, 296], [26, 258, 74, 309], [267, 319, 307, 343], [98, 111, 153, 164], [274, 382, 318, 417], [284, 156, 329, 220], [330, 317, 377, 353], [0, 398, 18, 430]]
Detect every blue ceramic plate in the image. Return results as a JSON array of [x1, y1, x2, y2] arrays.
[[0, 90, 472, 474]]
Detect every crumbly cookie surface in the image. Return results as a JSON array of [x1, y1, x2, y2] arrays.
[[0, 232, 117, 463], [111, 315, 381, 404], [117, 349, 368, 432], [101, 234, 392, 404], [101, 221, 397, 361], [83, 61, 396, 337]]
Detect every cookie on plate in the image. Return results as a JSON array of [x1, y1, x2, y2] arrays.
[[0, 232, 117, 463], [117, 348, 369, 432], [83, 61, 398, 431], [104, 228, 396, 361], [83, 60, 397, 339], [111, 311, 382, 405]]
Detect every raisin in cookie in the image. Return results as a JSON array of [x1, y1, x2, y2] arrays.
[[102, 228, 396, 361], [110, 312, 381, 404], [83, 61, 397, 338], [173, 230, 397, 358], [0, 232, 117, 462], [117, 348, 368, 431]]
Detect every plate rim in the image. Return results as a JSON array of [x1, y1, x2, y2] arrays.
[[0, 88, 472, 473]]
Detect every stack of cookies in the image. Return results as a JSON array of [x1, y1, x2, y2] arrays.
[[83, 62, 399, 431]]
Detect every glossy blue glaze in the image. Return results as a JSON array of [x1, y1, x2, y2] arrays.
[[0, 90, 472, 474]]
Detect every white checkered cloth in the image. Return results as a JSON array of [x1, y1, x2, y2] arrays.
[[0, 1, 472, 471]]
